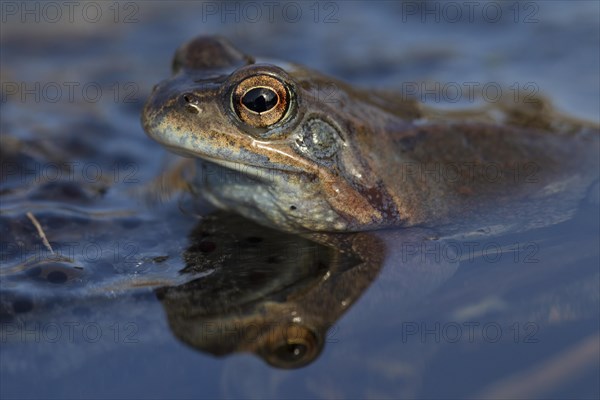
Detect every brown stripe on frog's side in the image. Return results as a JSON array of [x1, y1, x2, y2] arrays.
[[357, 182, 404, 224], [317, 169, 383, 229]]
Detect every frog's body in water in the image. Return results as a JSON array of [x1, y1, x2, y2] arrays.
[[5, 36, 596, 377], [143, 36, 598, 233]]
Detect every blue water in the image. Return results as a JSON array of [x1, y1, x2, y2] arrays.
[[1, 1, 598, 398]]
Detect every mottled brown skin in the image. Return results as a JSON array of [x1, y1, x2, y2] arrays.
[[143, 36, 598, 233]]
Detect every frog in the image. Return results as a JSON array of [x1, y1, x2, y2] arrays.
[[142, 36, 599, 234], [139, 36, 600, 375]]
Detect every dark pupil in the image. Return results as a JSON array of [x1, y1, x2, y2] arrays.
[[241, 87, 278, 113], [275, 343, 307, 362]]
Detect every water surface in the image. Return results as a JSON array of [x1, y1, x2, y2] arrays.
[[1, 1, 599, 398]]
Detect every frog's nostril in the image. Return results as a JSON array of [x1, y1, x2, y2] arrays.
[[180, 93, 202, 114], [185, 104, 199, 114]]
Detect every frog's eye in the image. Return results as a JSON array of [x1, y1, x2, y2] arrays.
[[259, 324, 321, 369], [232, 75, 289, 128]]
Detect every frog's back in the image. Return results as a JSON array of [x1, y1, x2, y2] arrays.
[[366, 116, 599, 231]]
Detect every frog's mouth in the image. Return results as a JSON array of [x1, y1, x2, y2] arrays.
[[144, 116, 311, 182], [159, 141, 308, 184]]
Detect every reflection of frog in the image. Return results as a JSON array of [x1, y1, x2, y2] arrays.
[[156, 212, 382, 368], [143, 36, 598, 233], [143, 36, 598, 375], [156, 212, 458, 369]]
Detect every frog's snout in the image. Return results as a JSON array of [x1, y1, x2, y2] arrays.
[[142, 78, 184, 130], [141, 81, 171, 136]]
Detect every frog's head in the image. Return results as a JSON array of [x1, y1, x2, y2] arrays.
[[143, 36, 401, 232]]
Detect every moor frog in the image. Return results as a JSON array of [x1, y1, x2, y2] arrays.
[[3, 36, 596, 378], [138, 36, 599, 371], [142, 36, 598, 234]]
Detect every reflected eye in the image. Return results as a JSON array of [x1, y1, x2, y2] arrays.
[[259, 324, 321, 369], [232, 75, 289, 128]]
